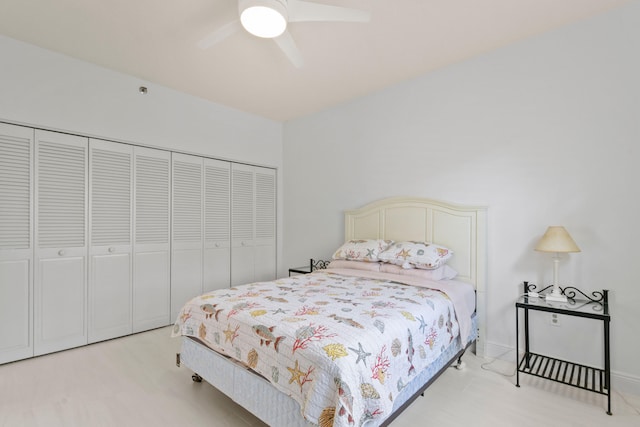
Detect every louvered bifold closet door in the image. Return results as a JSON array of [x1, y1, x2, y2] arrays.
[[0, 123, 34, 364], [203, 159, 231, 293], [133, 147, 171, 332], [253, 167, 276, 282], [231, 164, 255, 286], [34, 130, 88, 356], [171, 153, 203, 321], [88, 140, 132, 343]]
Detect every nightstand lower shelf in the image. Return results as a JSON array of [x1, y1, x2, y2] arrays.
[[518, 352, 609, 396]]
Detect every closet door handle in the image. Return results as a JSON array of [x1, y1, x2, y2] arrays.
[[108, 247, 116, 253], [58, 250, 66, 256]]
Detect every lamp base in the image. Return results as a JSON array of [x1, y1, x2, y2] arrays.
[[546, 293, 567, 303]]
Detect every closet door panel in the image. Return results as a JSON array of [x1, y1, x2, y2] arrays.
[[134, 250, 170, 331], [254, 245, 277, 282], [204, 246, 230, 292], [231, 164, 276, 286], [254, 168, 276, 281], [0, 123, 33, 364], [34, 130, 88, 356], [172, 249, 202, 303], [37, 256, 85, 355], [0, 259, 31, 364], [171, 153, 203, 320], [88, 140, 132, 343], [90, 253, 130, 340], [133, 147, 170, 332], [231, 164, 254, 286], [204, 159, 230, 293], [231, 245, 254, 286]]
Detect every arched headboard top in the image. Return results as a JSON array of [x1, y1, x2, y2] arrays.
[[345, 197, 487, 291]]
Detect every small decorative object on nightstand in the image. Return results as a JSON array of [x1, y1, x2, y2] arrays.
[[288, 258, 330, 276], [515, 281, 611, 415]]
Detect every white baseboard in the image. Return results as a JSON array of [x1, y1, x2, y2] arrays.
[[483, 341, 640, 396], [612, 369, 640, 396]]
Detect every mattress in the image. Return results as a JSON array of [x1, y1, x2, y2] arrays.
[[179, 315, 477, 427], [173, 269, 476, 427]]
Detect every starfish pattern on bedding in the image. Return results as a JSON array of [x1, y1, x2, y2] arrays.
[[398, 249, 411, 259], [348, 342, 372, 367], [287, 360, 305, 386], [223, 323, 239, 343], [418, 315, 428, 334]]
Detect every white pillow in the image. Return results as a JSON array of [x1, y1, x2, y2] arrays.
[[380, 263, 457, 280], [327, 260, 382, 272], [332, 239, 393, 262], [378, 241, 453, 269]]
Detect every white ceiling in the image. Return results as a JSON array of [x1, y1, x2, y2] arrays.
[[0, 0, 630, 122]]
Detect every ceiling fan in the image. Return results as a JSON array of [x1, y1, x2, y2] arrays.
[[197, 0, 371, 68]]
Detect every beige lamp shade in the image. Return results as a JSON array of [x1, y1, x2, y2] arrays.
[[534, 226, 581, 253]]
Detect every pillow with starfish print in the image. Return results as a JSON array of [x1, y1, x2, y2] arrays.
[[378, 241, 452, 269], [331, 239, 394, 262]]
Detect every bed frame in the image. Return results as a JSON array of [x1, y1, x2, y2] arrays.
[[177, 197, 487, 426]]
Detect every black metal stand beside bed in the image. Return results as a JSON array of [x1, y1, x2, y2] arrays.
[[515, 282, 611, 415], [288, 258, 331, 276]]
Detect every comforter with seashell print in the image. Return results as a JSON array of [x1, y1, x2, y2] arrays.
[[173, 270, 462, 427]]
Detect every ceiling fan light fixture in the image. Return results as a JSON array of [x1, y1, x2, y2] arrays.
[[239, 0, 288, 38]]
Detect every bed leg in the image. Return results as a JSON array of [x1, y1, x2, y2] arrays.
[[454, 351, 467, 370], [192, 373, 203, 382], [176, 353, 181, 367]]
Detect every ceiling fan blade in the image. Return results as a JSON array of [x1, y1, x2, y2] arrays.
[[273, 30, 304, 68], [197, 20, 242, 50], [287, 0, 371, 23]]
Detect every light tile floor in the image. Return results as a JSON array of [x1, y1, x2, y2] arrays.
[[1, 327, 638, 426]]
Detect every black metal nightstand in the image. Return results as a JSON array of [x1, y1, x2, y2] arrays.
[[515, 282, 611, 414], [288, 258, 330, 276]]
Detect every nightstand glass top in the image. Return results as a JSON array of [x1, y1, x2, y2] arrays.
[[516, 294, 609, 317]]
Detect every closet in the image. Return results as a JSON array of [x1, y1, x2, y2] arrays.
[[0, 122, 277, 364]]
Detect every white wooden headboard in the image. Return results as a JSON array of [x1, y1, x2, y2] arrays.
[[345, 197, 488, 356]]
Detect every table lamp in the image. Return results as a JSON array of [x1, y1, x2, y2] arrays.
[[534, 226, 581, 302]]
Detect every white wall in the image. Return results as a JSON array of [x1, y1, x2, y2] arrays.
[[283, 2, 640, 394], [0, 35, 282, 166], [0, 33, 284, 271]]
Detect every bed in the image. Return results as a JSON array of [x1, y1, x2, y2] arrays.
[[174, 197, 487, 426]]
